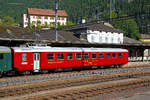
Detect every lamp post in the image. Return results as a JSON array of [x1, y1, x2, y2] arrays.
[[55, 0, 58, 41]]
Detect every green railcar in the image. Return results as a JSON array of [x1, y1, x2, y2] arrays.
[[0, 46, 12, 77]]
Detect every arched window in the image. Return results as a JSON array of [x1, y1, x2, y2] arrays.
[[99, 37, 102, 43], [91, 35, 94, 42], [118, 38, 120, 43], [105, 37, 108, 43], [111, 37, 114, 43]]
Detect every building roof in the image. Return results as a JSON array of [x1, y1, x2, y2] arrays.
[[67, 22, 124, 33], [28, 8, 67, 17], [0, 25, 83, 43], [123, 37, 143, 44]]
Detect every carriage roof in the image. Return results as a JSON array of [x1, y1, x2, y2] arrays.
[[0, 46, 11, 53], [11, 46, 128, 53]]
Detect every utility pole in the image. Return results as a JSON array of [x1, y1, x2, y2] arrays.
[[110, 0, 112, 19], [55, 0, 58, 41]]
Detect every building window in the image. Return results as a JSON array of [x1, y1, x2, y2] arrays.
[[99, 37, 102, 43], [118, 38, 120, 43], [106, 53, 111, 59], [67, 53, 73, 60], [22, 53, 27, 61], [62, 17, 64, 20], [91, 36, 94, 42], [38, 16, 41, 19], [105, 37, 108, 43], [45, 16, 48, 19], [57, 53, 64, 60], [111, 37, 114, 43], [0, 54, 4, 60], [118, 53, 122, 58], [76, 53, 81, 59], [47, 53, 54, 60], [84, 53, 89, 59], [51, 17, 54, 20], [92, 53, 97, 59], [99, 53, 104, 58], [112, 53, 116, 58]]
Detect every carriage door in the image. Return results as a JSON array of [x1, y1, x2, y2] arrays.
[[34, 53, 40, 72]]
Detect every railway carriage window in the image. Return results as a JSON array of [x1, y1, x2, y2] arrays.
[[118, 53, 122, 58], [84, 53, 89, 59], [92, 53, 97, 59], [76, 53, 81, 59], [99, 53, 104, 58], [57, 53, 64, 60], [22, 54, 27, 61], [0, 53, 4, 60], [106, 53, 111, 59], [112, 53, 116, 58], [47, 53, 54, 60], [67, 53, 73, 60]]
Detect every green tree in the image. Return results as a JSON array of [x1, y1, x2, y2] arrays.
[[37, 20, 41, 28], [104, 11, 118, 19], [2, 16, 15, 26], [113, 19, 141, 40], [66, 21, 75, 26]]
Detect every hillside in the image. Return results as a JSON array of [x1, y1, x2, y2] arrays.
[[0, 0, 149, 35]]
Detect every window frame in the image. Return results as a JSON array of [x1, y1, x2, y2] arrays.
[[112, 53, 117, 58], [92, 53, 97, 59], [57, 53, 64, 60], [118, 53, 122, 58], [106, 53, 111, 59], [99, 53, 104, 59], [76, 53, 82, 59], [22, 53, 27, 61], [67, 53, 73, 60], [47, 53, 54, 60], [84, 53, 89, 59]]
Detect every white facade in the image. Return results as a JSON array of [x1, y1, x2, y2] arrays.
[[23, 14, 28, 28], [23, 14, 67, 28], [87, 30, 123, 44]]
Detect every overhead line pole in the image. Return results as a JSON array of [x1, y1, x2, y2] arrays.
[[55, 0, 58, 41]]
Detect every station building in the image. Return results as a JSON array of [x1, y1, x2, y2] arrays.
[[0, 22, 150, 62]]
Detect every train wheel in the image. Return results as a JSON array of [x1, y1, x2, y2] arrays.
[[22, 71, 31, 75], [41, 70, 48, 74]]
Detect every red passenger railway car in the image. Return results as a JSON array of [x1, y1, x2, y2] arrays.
[[11, 46, 128, 73]]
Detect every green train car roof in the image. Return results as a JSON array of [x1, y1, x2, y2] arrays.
[[0, 46, 11, 53]]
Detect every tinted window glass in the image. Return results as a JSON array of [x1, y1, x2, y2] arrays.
[[0, 54, 4, 60], [47, 53, 54, 60], [92, 53, 97, 59], [84, 53, 89, 59], [112, 53, 116, 58], [22, 53, 27, 61], [99, 53, 104, 58], [118, 53, 122, 58], [67, 53, 73, 60], [76, 53, 81, 59], [106, 53, 111, 59], [57, 53, 64, 60]]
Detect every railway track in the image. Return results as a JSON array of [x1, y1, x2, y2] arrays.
[[28, 77, 150, 100], [0, 67, 150, 87], [1, 71, 150, 100]]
